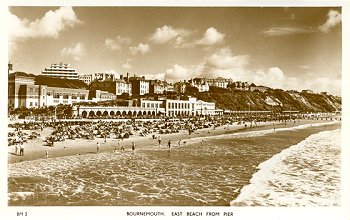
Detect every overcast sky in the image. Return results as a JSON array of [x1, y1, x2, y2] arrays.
[[8, 7, 341, 95]]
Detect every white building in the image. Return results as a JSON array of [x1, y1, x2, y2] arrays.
[[207, 77, 233, 88], [136, 97, 217, 117], [115, 79, 132, 96], [42, 62, 79, 80], [189, 78, 209, 92], [90, 90, 116, 102], [195, 100, 216, 115], [8, 72, 90, 109], [128, 76, 150, 96], [79, 74, 92, 85]]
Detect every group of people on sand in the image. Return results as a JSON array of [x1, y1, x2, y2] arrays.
[[10, 113, 321, 160], [14, 142, 24, 156]]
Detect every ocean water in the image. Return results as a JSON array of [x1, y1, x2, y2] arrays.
[[231, 128, 341, 206], [8, 122, 340, 206]]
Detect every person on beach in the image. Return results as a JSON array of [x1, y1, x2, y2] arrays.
[[15, 143, 18, 155], [45, 150, 49, 159], [201, 140, 204, 146], [178, 139, 181, 147], [114, 148, 117, 153], [168, 140, 171, 150], [132, 142, 135, 153], [96, 142, 100, 153], [158, 136, 161, 147], [19, 144, 24, 156], [118, 139, 121, 147], [120, 146, 125, 152]]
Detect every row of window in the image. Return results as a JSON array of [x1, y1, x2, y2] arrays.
[[141, 103, 163, 108], [29, 101, 38, 107], [117, 89, 130, 94], [47, 92, 86, 99], [140, 84, 148, 89], [44, 69, 76, 72], [29, 88, 39, 93], [167, 102, 191, 109]]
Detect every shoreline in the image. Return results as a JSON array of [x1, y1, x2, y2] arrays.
[[8, 119, 339, 164]]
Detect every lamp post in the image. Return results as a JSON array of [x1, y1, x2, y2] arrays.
[[54, 106, 58, 120], [248, 103, 251, 122]]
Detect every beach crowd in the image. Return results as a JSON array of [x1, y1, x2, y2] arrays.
[[8, 113, 339, 157]]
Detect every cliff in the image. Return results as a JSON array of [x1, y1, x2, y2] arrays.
[[193, 88, 341, 113]]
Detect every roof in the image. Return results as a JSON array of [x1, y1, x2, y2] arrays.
[[35, 75, 88, 89], [8, 72, 36, 79]]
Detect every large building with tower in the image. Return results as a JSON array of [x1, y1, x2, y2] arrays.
[[9, 72, 90, 109]]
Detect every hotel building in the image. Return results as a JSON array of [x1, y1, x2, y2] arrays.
[[207, 77, 233, 89], [228, 81, 250, 91], [42, 62, 79, 80]]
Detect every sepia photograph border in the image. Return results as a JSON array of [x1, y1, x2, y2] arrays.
[[1, 0, 349, 219]]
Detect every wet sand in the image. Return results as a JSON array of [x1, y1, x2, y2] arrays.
[[8, 119, 336, 164]]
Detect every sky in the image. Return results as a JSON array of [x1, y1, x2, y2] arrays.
[[8, 7, 342, 95]]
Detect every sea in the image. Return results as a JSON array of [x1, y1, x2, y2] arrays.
[[8, 122, 341, 206]]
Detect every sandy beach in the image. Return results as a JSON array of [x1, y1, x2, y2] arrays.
[[8, 119, 336, 164]]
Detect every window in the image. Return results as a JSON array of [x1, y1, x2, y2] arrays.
[[47, 92, 51, 96], [142, 103, 145, 108], [63, 94, 69, 99], [30, 102, 32, 106], [29, 88, 33, 92]]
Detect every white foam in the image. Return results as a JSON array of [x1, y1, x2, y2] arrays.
[[185, 121, 339, 145], [230, 129, 341, 206], [8, 192, 34, 201]]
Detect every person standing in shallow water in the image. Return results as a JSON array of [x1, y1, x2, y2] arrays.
[[96, 142, 100, 153], [158, 136, 161, 147]]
